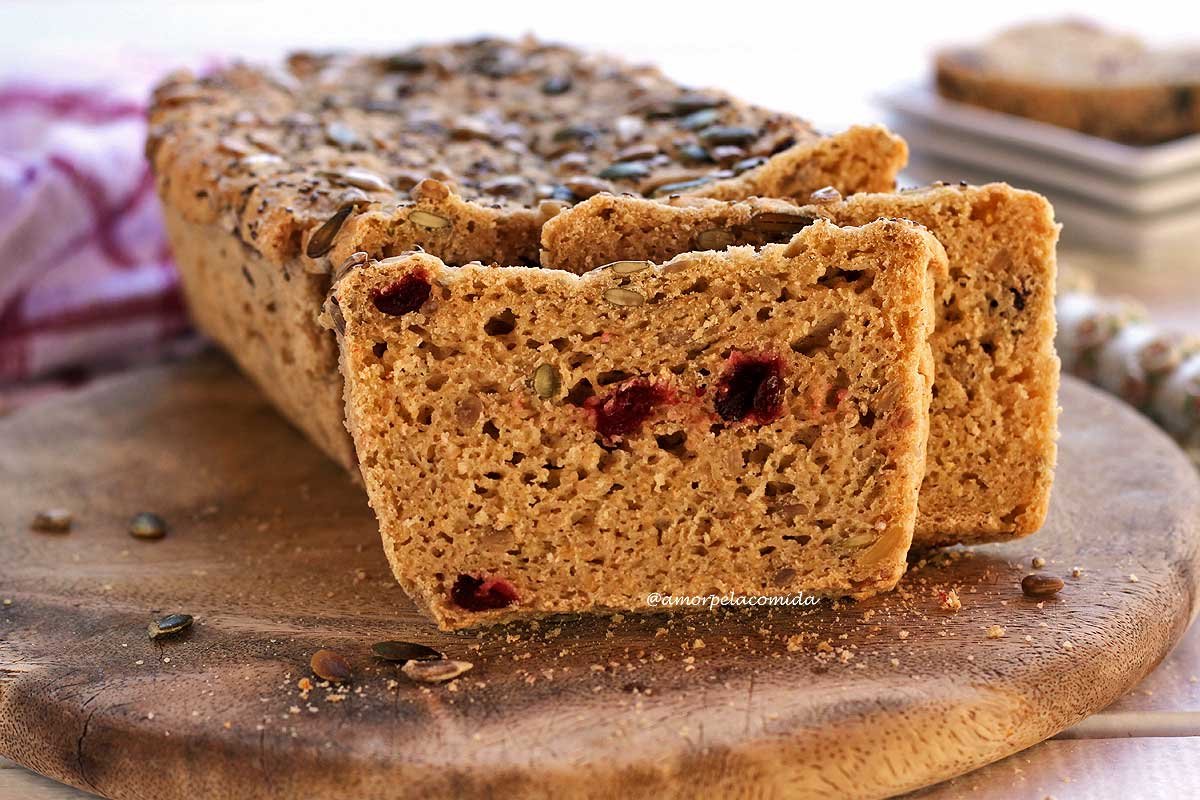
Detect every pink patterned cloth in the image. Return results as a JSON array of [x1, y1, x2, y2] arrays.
[[0, 72, 193, 400]]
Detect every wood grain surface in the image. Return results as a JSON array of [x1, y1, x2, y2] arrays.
[[1, 352, 1198, 800]]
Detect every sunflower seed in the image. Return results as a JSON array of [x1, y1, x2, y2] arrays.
[[696, 229, 736, 250], [747, 212, 817, 236], [310, 648, 352, 683], [408, 210, 451, 229], [1021, 573, 1064, 598], [606, 260, 652, 275], [710, 145, 746, 166], [660, 257, 699, 275], [699, 125, 758, 146], [337, 169, 393, 192], [597, 161, 651, 181], [541, 75, 572, 95], [237, 153, 284, 169], [603, 287, 646, 307], [808, 186, 842, 204], [306, 203, 354, 258], [401, 658, 474, 684], [129, 512, 168, 540], [371, 640, 444, 662], [148, 613, 193, 640], [31, 509, 72, 533], [533, 364, 561, 399]]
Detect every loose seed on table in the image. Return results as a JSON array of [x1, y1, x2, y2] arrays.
[[371, 640, 444, 663], [129, 512, 168, 540], [310, 648, 353, 683], [148, 613, 193, 640], [401, 658, 474, 684], [31, 509, 72, 533], [1021, 573, 1064, 598]]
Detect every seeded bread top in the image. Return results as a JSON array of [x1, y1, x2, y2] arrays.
[[147, 37, 905, 267]]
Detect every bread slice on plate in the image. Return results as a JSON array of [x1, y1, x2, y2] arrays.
[[540, 182, 1060, 546], [322, 220, 944, 629]]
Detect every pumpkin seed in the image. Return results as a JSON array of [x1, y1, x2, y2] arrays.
[[651, 177, 713, 197], [129, 512, 168, 540], [306, 203, 354, 258], [533, 364, 561, 399], [401, 658, 473, 684], [809, 186, 842, 204], [541, 75, 572, 95], [148, 613, 193, 640], [384, 53, 426, 72], [696, 229, 735, 250], [733, 156, 768, 175], [31, 509, 72, 533], [747, 212, 817, 236], [679, 108, 721, 131], [371, 640, 444, 663], [603, 287, 645, 307], [310, 648, 352, 683], [676, 144, 712, 163], [408, 210, 451, 229], [606, 260, 652, 275], [597, 162, 651, 181], [324, 122, 362, 149], [699, 125, 759, 147]]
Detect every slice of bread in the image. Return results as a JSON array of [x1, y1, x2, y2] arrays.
[[935, 20, 1200, 144], [322, 220, 943, 629], [148, 38, 908, 470], [540, 183, 1059, 546]]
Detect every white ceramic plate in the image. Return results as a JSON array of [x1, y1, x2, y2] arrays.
[[879, 83, 1200, 181]]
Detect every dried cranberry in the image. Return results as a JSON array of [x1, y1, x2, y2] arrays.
[[585, 378, 671, 441], [372, 270, 431, 316], [714, 351, 786, 424], [451, 574, 519, 612]]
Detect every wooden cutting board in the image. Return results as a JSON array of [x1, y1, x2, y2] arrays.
[[1, 353, 1198, 800]]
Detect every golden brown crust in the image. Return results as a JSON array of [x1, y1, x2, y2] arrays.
[[539, 182, 1060, 545], [323, 220, 942, 629]]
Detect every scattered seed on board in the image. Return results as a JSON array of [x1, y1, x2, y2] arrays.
[[310, 649, 353, 683], [603, 287, 646, 307], [129, 512, 168, 540], [401, 658, 474, 684], [1021, 573, 1064, 598], [533, 364, 561, 399], [31, 508, 72, 533], [148, 613, 193, 640], [371, 640, 444, 663]]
